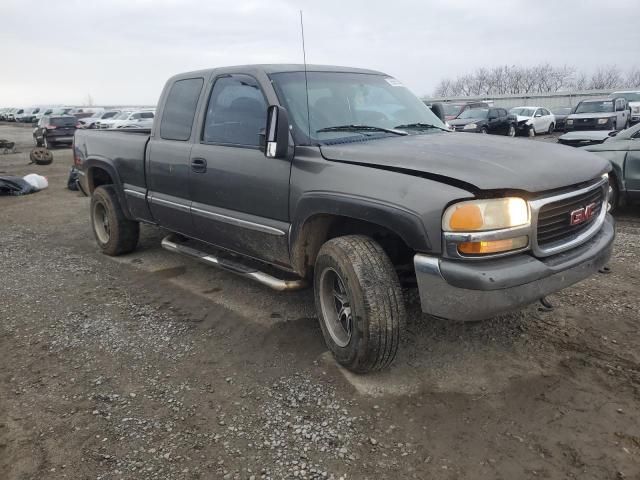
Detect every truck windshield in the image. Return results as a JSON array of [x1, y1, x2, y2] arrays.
[[270, 71, 446, 144], [575, 101, 614, 114]]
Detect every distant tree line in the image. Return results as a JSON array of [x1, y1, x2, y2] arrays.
[[432, 64, 640, 97]]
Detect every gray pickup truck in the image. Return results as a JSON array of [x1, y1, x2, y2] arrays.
[[74, 64, 615, 373]]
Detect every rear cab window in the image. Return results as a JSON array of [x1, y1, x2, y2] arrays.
[[160, 77, 204, 141]]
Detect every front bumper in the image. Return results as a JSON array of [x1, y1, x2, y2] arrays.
[[414, 214, 615, 321]]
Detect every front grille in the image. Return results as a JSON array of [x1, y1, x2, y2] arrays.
[[536, 185, 604, 247]]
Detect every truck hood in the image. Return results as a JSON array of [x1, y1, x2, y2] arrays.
[[319, 133, 610, 193]]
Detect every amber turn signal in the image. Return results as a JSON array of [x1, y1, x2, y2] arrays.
[[458, 236, 528, 255]]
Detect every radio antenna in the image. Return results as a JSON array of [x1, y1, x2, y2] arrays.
[[299, 10, 312, 140]]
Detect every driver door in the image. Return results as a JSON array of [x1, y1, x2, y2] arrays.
[[188, 73, 292, 267]]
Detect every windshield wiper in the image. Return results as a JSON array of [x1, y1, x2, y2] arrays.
[[394, 122, 448, 132], [316, 124, 408, 136]]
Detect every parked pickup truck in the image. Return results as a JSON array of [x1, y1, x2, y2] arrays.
[[74, 64, 615, 373]]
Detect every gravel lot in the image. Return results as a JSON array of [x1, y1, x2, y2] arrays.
[[1, 123, 640, 480]]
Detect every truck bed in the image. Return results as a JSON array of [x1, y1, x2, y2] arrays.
[[75, 128, 151, 194]]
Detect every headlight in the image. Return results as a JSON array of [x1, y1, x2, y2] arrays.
[[442, 198, 530, 256], [463, 123, 477, 130], [597, 118, 610, 125], [443, 197, 530, 232], [566, 119, 573, 125], [633, 106, 639, 113]]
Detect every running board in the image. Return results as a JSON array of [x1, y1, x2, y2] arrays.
[[160, 234, 307, 291]]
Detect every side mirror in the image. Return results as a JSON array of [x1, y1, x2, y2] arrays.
[[430, 103, 445, 123], [264, 105, 289, 159]]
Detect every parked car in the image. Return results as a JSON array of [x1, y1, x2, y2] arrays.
[[74, 64, 613, 373], [611, 91, 640, 125], [110, 110, 155, 129], [16, 107, 42, 123], [0, 108, 12, 120], [581, 122, 640, 211], [97, 111, 133, 129], [34, 107, 75, 122], [441, 101, 490, 121], [77, 110, 121, 129], [509, 106, 556, 136], [565, 98, 630, 132], [33, 115, 78, 148], [551, 106, 573, 131], [72, 107, 105, 120], [118, 117, 155, 129], [8, 108, 24, 122], [449, 107, 516, 135]]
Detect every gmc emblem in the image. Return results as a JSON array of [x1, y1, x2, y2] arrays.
[[569, 202, 597, 226]]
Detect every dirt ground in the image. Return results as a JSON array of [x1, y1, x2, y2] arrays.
[[1, 122, 639, 480]]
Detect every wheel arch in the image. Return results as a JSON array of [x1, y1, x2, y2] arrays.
[[290, 195, 430, 277], [85, 158, 134, 219]]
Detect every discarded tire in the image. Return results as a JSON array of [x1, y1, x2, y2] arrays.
[[29, 147, 53, 165]]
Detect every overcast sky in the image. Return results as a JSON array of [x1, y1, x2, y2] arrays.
[[1, 0, 638, 106]]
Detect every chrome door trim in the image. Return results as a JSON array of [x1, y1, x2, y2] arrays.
[[191, 205, 286, 236], [124, 188, 146, 199], [149, 192, 191, 212]]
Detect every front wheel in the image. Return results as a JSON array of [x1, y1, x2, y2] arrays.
[[480, 127, 488, 134], [528, 126, 536, 137], [91, 185, 140, 256], [506, 124, 516, 137], [314, 235, 406, 373]]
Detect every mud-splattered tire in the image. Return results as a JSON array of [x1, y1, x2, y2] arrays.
[[314, 235, 405, 373], [90, 185, 139, 256], [29, 147, 53, 165]]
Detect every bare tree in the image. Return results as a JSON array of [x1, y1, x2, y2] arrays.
[[430, 64, 639, 97], [627, 68, 640, 88], [589, 66, 623, 90], [571, 71, 588, 91]]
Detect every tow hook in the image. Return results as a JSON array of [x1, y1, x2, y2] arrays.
[[598, 266, 611, 274], [538, 296, 554, 312]]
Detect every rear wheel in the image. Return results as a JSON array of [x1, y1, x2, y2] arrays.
[[547, 123, 555, 134], [91, 185, 139, 256], [314, 235, 405, 373]]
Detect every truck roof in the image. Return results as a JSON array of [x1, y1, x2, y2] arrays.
[[169, 64, 386, 80]]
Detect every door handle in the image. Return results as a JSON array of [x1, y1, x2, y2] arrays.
[[191, 157, 207, 173]]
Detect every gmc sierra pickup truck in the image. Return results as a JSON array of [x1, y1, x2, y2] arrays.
[[74, 64, 615, 373]]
